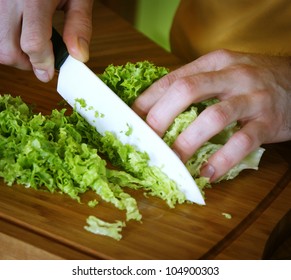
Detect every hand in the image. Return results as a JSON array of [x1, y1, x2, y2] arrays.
[[0, 0, 93, 82], [132, 50, 291, 181]]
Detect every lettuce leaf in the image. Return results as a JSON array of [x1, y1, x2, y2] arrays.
[[0, 94, 143, 224], [160, 101, 264, 184], [99, 61, 168, 106], [97, 131, 186, 208], [84, 216, 125, 241], [0, 60, 265, 240], [100, 61, 264, 190]]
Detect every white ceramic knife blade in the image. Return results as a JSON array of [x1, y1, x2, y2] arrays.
[[52, 29, 205, 205]]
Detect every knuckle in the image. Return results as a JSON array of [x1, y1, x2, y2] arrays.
[[229, 64, 266, 91], [154, 71, 185, 93], [253, 90, 275, 112], [204, 103, 231, 128], [174, 134, 196, 162], [155, 74, 174, 92], [216, 151, 233, 168], [210, 49, 236, 62], [146, 112, 164, 136], [233, 64, 259, 80], [20, 34, 44, 56], [170, 77, 197, 98], [213, 48, 232, 57], [232, 131, 254, 152], [175, 133, 193, 152], [78, 14, 93, 31], [132, 99, 147, 116]]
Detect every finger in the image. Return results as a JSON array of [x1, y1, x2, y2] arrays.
[[200, 120, 266, 182], [0, 1, 31, 70], [132, 70, 185, 117], [20, 0, 57, 82], [0, 32, 32, 71], [145, 69, 244, 137], [172, 95, 250, 162], [132, 49, 239, 115], [61, 0, 94, 62]]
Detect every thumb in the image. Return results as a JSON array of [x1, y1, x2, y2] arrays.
[[62, 0, 94, 62]]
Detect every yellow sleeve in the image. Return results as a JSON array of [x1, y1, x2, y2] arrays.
[[170, 0, 291, 61]]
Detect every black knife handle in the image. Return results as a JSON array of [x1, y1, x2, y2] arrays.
[[51, 27, 69, 70]]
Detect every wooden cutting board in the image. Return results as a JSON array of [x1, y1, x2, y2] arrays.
[[0, 2, 290, 260]]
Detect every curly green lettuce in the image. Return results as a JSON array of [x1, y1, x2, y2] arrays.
[[99, 61, 168, 106], [100, 61, 265, 187], [0, 95, 143, 228], [0, 60, 265, 240]]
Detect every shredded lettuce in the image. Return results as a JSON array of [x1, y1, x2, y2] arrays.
[[85, 216, 125, 241], [0, 60, 265, 240], [0, 94, 143, 225], [99, 61, 168, 106], [97, 131, 186, 207], [163, 106, 198, 146], [222, 212, 232, 219]]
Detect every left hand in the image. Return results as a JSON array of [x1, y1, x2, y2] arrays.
[[132, 49, 291, 181]]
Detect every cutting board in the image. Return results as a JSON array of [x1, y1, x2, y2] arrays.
[[0, 2, 290, 260]]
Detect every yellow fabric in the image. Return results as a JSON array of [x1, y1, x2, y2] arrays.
[[170, 0, 291, 61]]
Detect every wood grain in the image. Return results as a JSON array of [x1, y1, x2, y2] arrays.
[[0, 2, 290, 260]]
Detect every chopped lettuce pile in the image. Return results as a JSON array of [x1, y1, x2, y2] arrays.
[[0, 61, 264, 240]]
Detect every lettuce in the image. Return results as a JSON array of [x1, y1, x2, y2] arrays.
[[162, 103, 265, 183], [0, 95, 143, 226], [0, 93, 182, 240], [100, 61, 264, 187], [99, 61, 168, 106], [0, 60, 265, 240], [84, 216, 125, 241], [97, 131, 186, 207]]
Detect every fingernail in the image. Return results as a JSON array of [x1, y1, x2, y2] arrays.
[[34, 68, 50, 83], [200, 164, 215, 179], [78, 37, 89, 61]]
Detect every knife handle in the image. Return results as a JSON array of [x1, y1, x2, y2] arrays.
[[51, 27, 69, 70]]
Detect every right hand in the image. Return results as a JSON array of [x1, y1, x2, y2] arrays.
[[0, 0, 94, 82], [132, 50, 291, 181]]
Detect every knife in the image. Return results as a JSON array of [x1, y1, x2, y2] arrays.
[[51, 28, 205, 205]]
